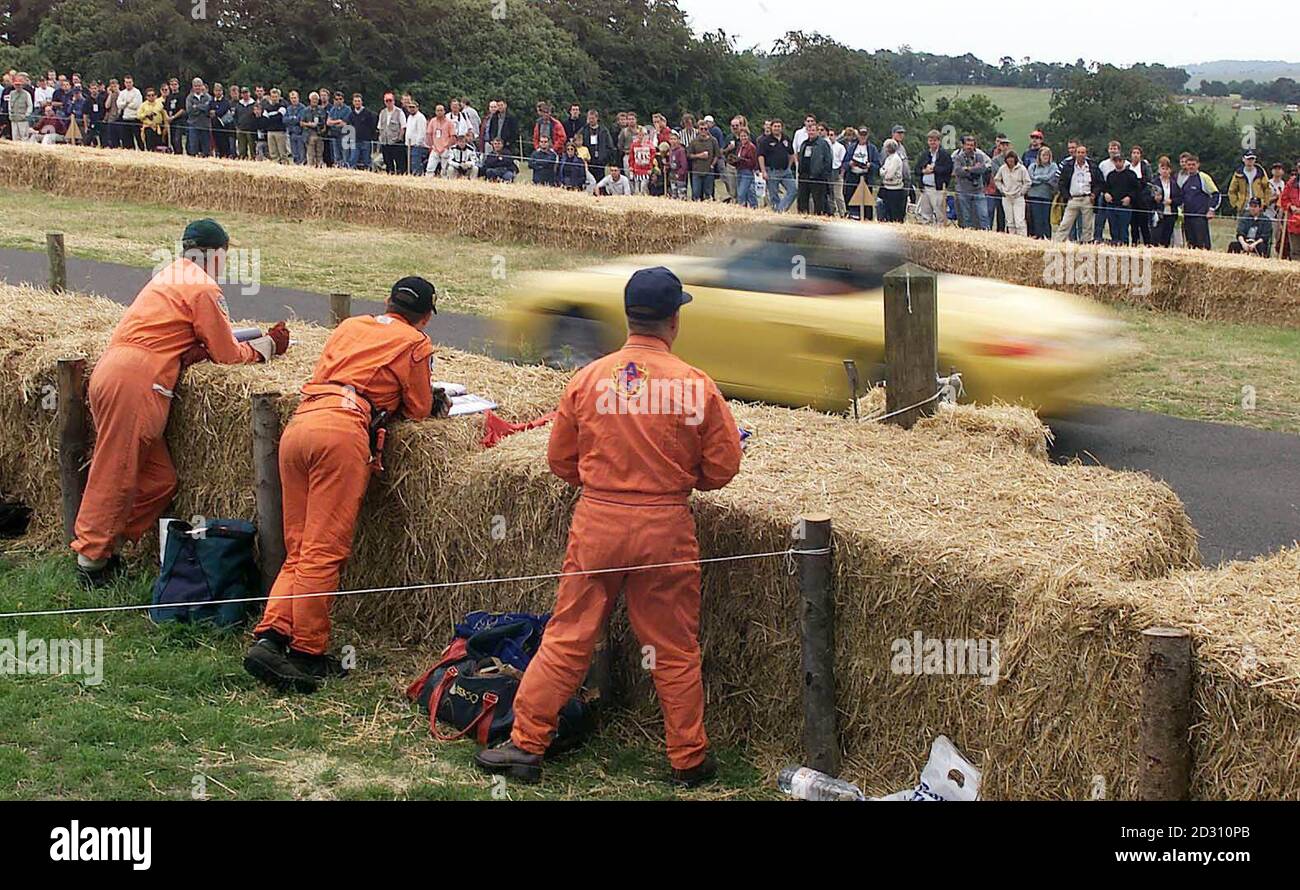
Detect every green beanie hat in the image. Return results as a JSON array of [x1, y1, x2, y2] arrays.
[[181, 218, 230, 251]]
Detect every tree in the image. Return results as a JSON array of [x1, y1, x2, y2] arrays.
[[768, 31, 918, 139], [1048, 65, 1169, 150], [927, 94, 1003, 149]]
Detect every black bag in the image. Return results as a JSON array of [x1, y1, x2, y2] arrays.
[[149, 519, 260, 629], [406, 615, 593, 748]]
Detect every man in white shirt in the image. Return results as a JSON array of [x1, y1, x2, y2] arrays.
[[791, 113, 816, 156], [116, 74, 143, 149], [404, 100, 428, 175], [459, 97, 481, 137], [594, 165, 632, 196], [446, 132, 479, 179]]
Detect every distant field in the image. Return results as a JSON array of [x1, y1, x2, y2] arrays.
[[916, 84, 1296, 148], [915, 84, 1052, 147]]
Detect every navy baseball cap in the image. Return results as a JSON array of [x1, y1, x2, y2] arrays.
[[624, 267, 692, 320]]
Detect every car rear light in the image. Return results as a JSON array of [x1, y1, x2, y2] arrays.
[[972, 339, 1049, 357]]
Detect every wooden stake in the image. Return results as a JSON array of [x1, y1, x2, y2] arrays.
[[330, 292, 351, 327], [56, 358, 89, 544], [47, 233, 67, 294], [250, 393, 286, 593], [1138, 626, 1194, 800], [795, 513, 839, 775], [882, 264, 938, 429]]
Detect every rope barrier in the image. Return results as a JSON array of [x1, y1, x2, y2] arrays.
[[0, 546, 831, 621]]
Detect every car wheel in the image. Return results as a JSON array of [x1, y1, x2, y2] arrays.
[[542, 314, 609, 370]]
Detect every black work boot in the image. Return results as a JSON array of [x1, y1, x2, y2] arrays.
[[243, 638, 319, 694], [75, 554, 124, 590], [670, 752, 718, 789], [474, 742, 544, 784], [288, 649, 349, 680]]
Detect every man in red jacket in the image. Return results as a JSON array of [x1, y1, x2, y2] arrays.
[[1280, 162, 1300, 261], [532, 101, 566, 153], [476, 267, 743, 787]]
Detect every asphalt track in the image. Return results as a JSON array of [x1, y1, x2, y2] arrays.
[[2, 247, 1295, 566]]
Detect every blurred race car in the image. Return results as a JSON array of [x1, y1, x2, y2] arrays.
[[499, 220, 1127, 415]]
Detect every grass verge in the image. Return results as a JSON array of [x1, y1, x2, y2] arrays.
[[0, 554, 773, 801]]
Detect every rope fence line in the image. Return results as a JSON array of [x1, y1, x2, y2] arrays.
[[0, 546, 831, 621]]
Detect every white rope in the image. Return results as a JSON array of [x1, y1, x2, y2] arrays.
[[0, 547, 831, 620], [860, 389, 944, 423]]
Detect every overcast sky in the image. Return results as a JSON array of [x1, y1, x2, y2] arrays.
[[675, 0, 1297, 68]]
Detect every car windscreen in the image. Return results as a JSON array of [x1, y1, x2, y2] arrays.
[[717, 224, 906, 295]]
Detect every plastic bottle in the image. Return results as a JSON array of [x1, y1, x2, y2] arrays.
[[777, 765, 866, 801]]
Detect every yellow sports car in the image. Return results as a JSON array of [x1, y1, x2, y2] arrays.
[[499, 220, 1127, 415]]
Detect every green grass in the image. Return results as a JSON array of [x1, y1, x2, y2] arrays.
[[1, 185, 1296, 433], [917, 84, 1053, 147], [0, 189, 600, 317], [0, 553, 775, 800]]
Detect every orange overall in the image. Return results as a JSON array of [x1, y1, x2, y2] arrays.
[[72, 258, 261, 561], [511, 334, 742, 769], [254, 313, 434, 655]]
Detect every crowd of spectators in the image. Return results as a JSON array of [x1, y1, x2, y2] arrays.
[[4, 67, 1297, 258]]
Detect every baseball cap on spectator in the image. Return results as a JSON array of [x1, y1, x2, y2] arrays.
[[703, 115, 714, 124], [391, 276, 437, 315], [1243, 150, 1257, 160], [1248, 197, 1262, 206], [891, 124, 906, 135]]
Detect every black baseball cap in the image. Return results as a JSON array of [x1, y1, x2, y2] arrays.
[[624, 267, 692, 320], [391, 276, 436, 314], [1248, 197, 1262, 206]]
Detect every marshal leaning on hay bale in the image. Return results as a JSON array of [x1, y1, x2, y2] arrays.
[[2, 283, 1297, 797], [2, 140, 1299, 329]]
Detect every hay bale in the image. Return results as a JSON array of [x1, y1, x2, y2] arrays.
[[2, 284, 1227, 799], [855, 387, 1053, 460], [3, 141, 1298, 328]]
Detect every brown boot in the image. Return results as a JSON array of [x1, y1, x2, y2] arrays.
[[670, 752, 718, 789], [474, 742, 543, 784]]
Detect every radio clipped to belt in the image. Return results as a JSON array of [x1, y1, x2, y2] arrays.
[[368, 408, 390, 476]]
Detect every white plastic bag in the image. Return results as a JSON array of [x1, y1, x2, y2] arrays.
[[874, 735, 981, 801]]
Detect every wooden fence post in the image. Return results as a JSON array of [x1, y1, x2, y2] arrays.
[[251, 393, 286, 593], [56, 357, 89, 543], [1138, 626, 1194, 800], [47, 233, 67, 294], [330, 293, 352, 327], [882, 264, 938, 429], [795, 513, 839, 775]]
